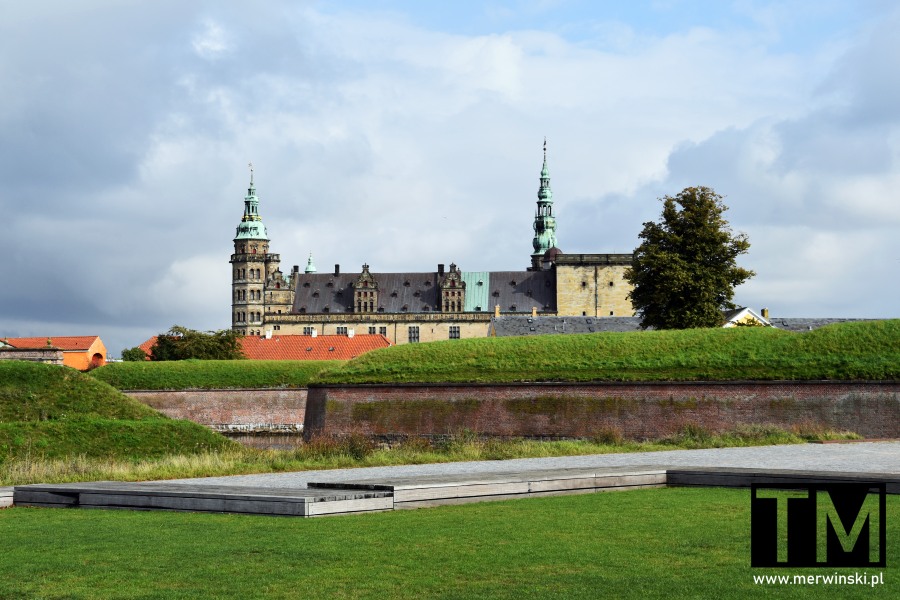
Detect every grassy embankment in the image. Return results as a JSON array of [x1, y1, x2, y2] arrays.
[[4, 322, 891, 485], [90, 358, 342, 390], [1, 359, 857, 486], [0, 361, 238, 468], [316, 319, 900, 384], [88, 321, 900, 390], [1, 487, 897, 599]]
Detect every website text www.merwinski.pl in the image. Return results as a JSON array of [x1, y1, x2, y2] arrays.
[[753, 571, 885, 587]]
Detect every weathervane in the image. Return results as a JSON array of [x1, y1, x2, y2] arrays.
[[248, 161, 254, 185]]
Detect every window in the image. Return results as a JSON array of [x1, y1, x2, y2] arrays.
[[336, 326, 348, 335], [303, 327, 315, 336], [449, 326, 460, 339], [368, 326, 376, 334], [379, 327, 387, 336], [408, 326, 419, 343]]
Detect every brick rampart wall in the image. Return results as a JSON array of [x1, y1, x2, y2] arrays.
[[125, 389, 307, 432], [303, 381, 900, 440]]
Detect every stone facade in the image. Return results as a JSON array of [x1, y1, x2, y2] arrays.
[[554, 255, 633, 317], [232, 147, 636, 344]]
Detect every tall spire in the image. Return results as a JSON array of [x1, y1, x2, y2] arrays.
[[305, 253, 317, 274], [530, 138, 558, 269], [234, 162, 269, 241]]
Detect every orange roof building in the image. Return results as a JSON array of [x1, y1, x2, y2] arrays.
[[137, 334, 390, 361], [3, 336, 107, 370]]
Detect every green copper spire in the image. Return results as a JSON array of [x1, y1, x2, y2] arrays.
[[305, 253, 317, 274], [234, 162, 270, 241], [531, 138, 557, 266]]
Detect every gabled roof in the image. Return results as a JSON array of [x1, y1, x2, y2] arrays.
[[291, 269, 555, 315], [3, 336, 102, 351], [136, 334, 390, 361], [722, 307, 772, 327]]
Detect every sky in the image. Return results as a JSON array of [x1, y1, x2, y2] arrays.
[[1, 0, 898, 357]]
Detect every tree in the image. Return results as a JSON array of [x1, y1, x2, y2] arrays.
[[150, 325, 245, 360], [625, 186, 755, 329], [121, 347, 147, 362]]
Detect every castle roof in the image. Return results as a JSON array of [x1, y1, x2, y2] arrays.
[[291, 269, 555, 314]]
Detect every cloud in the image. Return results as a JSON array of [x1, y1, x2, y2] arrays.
[[192, 20, 231, 60], [1, 1, 897, 356]]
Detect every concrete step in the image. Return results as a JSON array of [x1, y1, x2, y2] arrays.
[[13, 481, 392, 517], [309, 466, 668, 508]]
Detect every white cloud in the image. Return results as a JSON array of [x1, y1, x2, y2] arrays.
[[192, 19, 231, 59]]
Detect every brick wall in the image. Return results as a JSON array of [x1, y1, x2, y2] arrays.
[[303, 381, 900, 440], [125, 389, 307, 432]]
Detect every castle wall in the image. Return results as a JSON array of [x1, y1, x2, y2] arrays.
[[555, 256, 634, 317], [270, 314, 493, 345], [304, 381, 900, 440], [126, 389, 307, 433]]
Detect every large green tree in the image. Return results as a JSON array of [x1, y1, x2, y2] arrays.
[[150, 326, 244, 360], [625, 186, 755, 329]]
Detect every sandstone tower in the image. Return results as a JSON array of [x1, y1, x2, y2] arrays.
[[230, 165, 293, 336]]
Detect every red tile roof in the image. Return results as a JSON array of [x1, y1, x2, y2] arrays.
[[3, 336, 102, 351], [136, 334, 390, 361], [241, 334, 391, 360]]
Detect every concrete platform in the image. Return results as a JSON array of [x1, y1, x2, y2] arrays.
[[11, 442, 900, 517], [310, 466, 667, 508], [0, 487, 13, 508], [668, 467, 900, 494], [13, 481, 393, 517]]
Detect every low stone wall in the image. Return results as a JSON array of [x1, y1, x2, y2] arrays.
[[303, 381, 900, 441], [0, 348, 64, 365], [125, 389, 307, 433]]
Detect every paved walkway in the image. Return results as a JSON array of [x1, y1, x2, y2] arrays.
[[166, 441, 900, 489]]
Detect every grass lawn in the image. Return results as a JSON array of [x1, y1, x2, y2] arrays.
[[0, 487, 895, 599]]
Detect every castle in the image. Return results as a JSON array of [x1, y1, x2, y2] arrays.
[[230, 143, 636, 345]]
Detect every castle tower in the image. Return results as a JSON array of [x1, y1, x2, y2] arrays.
[[230, 164, 293, 336], [530, 139, 558, 270]]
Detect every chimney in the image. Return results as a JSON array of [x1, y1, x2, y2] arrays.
[[532, 306, 537, 317], [334, 264, 340, 276], [494, 304, 501, 317], [293, 265, 299, 274], [438, 263, 445, 276], [761, 307, 769, 319]]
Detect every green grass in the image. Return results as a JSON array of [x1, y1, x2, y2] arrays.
[[90, 359, 343, 390], [0, 361, 160, 421], [0, 487, 895, 599], [316, 320, 900, 384], [0, 425, 860, 486], [0, 362, 238, 463]]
